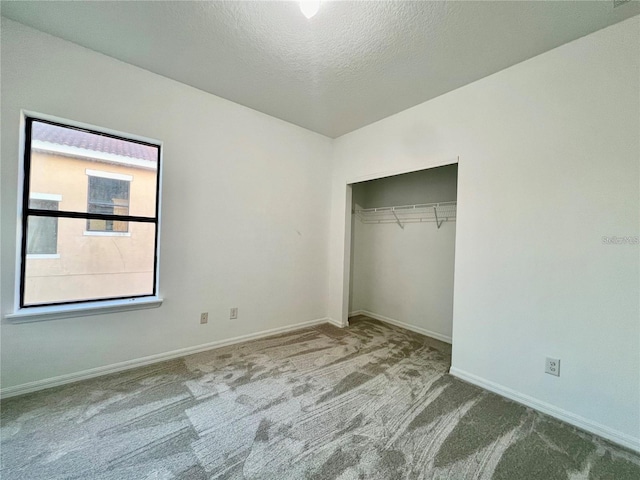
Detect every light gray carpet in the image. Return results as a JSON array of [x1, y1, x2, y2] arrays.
[[1, 315, 639, 479]]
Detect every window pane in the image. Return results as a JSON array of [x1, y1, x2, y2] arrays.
[[88, 176, 130, 207], [29, 198, 59, 211], [26, 215, 58, 255], [29, 120, 158, 217], [87, 218, 108, 231], [23, 217, 156, 306], [86, 218, 129, 232], [87, 176, 130, 232]]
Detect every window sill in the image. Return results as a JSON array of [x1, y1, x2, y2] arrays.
[[83, 231, 131, 237], [26, 254, 60, 259], [4, 296, 162, 323]]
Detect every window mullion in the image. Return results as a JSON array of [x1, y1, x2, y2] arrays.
[[26, 209, 157, 224]]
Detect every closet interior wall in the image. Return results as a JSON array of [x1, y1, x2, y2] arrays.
[[349, 164, 458, 343]]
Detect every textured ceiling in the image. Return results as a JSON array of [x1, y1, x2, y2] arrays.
[[2, 1, 639, 138]]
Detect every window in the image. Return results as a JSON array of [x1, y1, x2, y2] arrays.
[[87, 175, 131, 232], [27, 197, 59, 255], [18, 116, 162, 310]]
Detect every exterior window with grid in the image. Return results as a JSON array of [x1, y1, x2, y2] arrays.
[[87, 176, 131, 232], [18, 116, 161, 309]]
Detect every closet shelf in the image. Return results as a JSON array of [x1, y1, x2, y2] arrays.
[[354, 201, 456, 229]]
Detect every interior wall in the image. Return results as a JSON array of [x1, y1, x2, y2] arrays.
[[329, 16, 640, 449], [355, 165, 458, 208], [0, 19, 333, 390], [349, 166, 458, 343]]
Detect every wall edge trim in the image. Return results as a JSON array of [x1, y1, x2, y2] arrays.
[[0, 317, 331, 399], [355, 310, 452, 344], [326, 317, 347, 328], [449, 367, 640, 453]]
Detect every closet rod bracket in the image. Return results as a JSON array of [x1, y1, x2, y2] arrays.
[[392, 209, 404, 229], [433, 206, 444, 229]]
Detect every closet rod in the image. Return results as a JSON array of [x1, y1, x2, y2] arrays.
[[354, 201, 456, 229]]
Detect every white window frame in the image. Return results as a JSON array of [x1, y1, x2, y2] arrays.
[[6, 111, 164, 323], [30, 192, 63, 202]]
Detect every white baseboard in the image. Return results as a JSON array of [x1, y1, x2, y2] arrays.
[[348, 310, 365, 317], [0, 317, 331, 399], [356, 310, 452, 344], [326, 317, 346, 328], [449, 367, 640, 453]]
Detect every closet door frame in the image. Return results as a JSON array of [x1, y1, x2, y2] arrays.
[[342, 157, 459, 328]]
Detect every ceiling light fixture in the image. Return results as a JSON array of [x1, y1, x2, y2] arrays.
[[299, 0, 321, 19]]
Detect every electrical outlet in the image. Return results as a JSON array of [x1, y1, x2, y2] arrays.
[[200, 312, 208, 324], [230, 307, 238, 320], [545, 357, 560, 377]]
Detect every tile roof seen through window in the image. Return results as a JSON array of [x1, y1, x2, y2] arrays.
[[32, 121, 158, 163]]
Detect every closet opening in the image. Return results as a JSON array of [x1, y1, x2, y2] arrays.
[[347, 163, 458, 350]]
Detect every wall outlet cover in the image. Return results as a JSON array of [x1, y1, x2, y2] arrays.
[[545, 357, 560, 376], [200, 312, 208, 324]]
